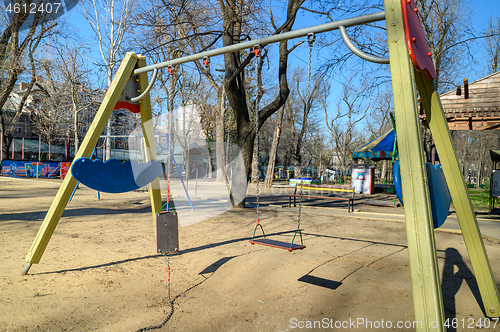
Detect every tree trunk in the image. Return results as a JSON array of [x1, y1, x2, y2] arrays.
[[224, 0, 304, 208], [207, 148, 213, 178], [264, 106, 285, 186], [215, 85, 226, 182], [72, 98, 79, 153], [381, 159, 388, 182], [476, 158, 483, 188], [232, 125, 254, 208], [251, 134, 259, 183]]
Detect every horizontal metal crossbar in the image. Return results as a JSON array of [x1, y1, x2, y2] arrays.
[[133, 11, 385, 75]]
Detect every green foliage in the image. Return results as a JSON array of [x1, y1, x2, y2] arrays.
[[467, 181, 491, 208]]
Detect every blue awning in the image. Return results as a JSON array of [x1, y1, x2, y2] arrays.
[[351, 129, 395, 161]]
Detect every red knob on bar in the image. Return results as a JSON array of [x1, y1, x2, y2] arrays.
[[253, 45, 260, 57]]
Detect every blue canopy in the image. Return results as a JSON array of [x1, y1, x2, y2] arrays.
[[351, 129, 395, 161]]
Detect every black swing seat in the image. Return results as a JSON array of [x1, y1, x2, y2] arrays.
[[249, 238, 306, 252]]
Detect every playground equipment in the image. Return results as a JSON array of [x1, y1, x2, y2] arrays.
[[249, 36, 316, 252], [393, 160, 451, 228], [351, 129, 396, 161], [71, 158, 162, 193], [353, 113, 452, 226], [21, 0, 500, 327]]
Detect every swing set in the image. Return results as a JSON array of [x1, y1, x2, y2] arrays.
[[21, 0, 500, 326], [249, 33, 316, 252]]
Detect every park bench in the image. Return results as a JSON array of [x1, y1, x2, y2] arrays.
[[288, 185, 355, 212]]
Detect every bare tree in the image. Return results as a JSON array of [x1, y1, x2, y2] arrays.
[[36, 39, 100, 151], [135, 0, 306, 207], [363, 88, 394, 180], [0, 0, 57, 158], [324, 75, 369, 176], [263, 105, 285, 186], [81, 0, 134, 160], [483, 15, 500, 74], [136, 0, 233, 183], [292, 70, 320, 178], [416, 0, 474, 91]]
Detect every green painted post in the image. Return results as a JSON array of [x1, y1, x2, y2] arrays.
[[415, 71, 500, 318], [136, 56, 162, 234], [384, 1, 445, 330], [22, 53, 140, 275]]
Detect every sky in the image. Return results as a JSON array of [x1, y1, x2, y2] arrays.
[[59, 0, 500, 90], [53, 0, 500, 138]]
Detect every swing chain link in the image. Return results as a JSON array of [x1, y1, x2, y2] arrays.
[[297, 33, 315, 232], [254, 48, 261, 222], [306, 32, 315, 99]]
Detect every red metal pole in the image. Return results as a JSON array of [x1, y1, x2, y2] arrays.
[[22, 138, 24, 160], [38, 135, 41, 162], [0, 130, 3, 161], [65, 140, 67, 160], [12, 138, 14, 160], [48, 140, 51, 161]]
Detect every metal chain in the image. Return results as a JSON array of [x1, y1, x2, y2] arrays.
[[297, 33, 315, 231], [306, 33, 315, 100], [167, 74, 173, 212], [254, 49, 260, 223]]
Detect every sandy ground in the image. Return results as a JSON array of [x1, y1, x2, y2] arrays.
[[1, 177, 500, 332]]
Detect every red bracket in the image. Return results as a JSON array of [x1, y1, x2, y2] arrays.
[[401, 0, 436, 80], [203, 56, 210, 68], [114, 101, 140, 114], [253, 45, 260, 57]]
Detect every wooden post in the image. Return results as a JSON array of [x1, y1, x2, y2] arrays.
[[415, 70, 500, 318], [136, 55, 162, 235], [22, 53, 139, 275], [384, 1, 445, 330]]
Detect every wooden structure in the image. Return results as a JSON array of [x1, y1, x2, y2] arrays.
[[421, 72, 500, 130]]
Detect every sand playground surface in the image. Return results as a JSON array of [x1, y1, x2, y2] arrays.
[[1, 176, 500, 331]]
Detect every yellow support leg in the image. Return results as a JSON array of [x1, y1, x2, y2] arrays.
[[136, 56, 162, 234], [415, 71, 500, 318], [22, 53, 140, 275], [384, 1, 445, 330]]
